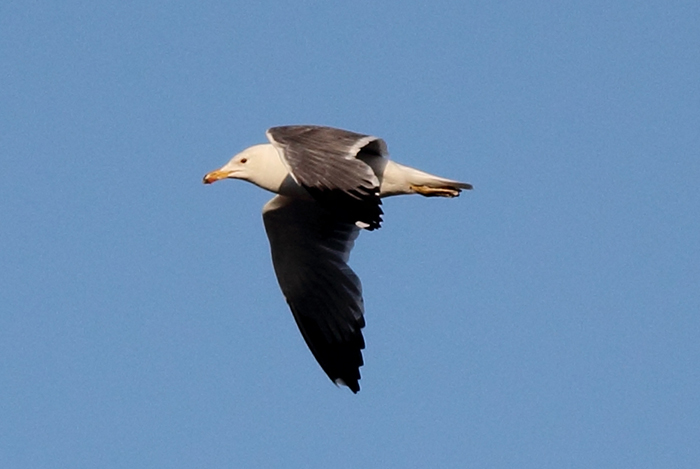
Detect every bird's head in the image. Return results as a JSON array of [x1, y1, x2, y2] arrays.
[[203, 144, 277, 185]]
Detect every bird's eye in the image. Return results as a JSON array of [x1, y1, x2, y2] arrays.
[[240, 158, 248, 164]]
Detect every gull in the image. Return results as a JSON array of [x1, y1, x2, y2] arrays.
[[203, 125, 472, 393]]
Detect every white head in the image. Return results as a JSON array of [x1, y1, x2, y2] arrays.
[[203, 144, 288, 193]]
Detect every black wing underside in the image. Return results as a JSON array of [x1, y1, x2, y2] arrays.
[[267, 125, 386, 230], [262, 195, 365, 393]]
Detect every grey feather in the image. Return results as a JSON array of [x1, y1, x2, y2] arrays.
[[267, 125, 385, 230], [263, 195, 365, 393]]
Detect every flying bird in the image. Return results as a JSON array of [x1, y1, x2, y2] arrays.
[[203, 125, 472, 393]]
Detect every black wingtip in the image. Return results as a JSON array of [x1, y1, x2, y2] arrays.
[[335, 378, 361, 393]]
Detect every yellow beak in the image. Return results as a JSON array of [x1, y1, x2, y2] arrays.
[[203, 169, 230, 184]]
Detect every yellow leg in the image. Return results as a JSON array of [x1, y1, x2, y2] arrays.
[[410, 185, 461, 198]]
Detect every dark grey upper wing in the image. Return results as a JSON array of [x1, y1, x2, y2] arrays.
[[266, 125, 386, 230], [262, 195, 365, 393]]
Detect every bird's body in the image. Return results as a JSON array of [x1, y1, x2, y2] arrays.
[[204, 125, 471, 393]]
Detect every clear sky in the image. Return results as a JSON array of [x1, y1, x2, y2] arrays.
[[2, 1, 699, 467]]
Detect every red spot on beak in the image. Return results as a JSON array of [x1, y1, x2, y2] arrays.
[[203, 169, 229, 184]]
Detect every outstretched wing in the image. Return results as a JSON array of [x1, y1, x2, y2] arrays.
[[266, 125, 386, 230], [262, 195, 366, 393]]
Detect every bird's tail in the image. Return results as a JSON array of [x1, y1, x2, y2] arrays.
[[373, 159, 473, 198]]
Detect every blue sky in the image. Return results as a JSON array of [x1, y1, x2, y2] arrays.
[[2, 1, 699, 467]]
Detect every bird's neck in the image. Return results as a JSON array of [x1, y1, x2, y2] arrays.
[[244, 144, 291, 193]]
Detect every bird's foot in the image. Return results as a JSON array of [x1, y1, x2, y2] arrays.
[[410, 185, 461, 198]]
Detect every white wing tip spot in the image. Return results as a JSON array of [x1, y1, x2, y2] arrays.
[[334, 378, 348, 388]]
